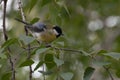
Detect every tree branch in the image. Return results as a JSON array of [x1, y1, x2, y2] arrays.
[[103, 66, 114, 80], [2, 0, 15, 80], [18, 0, 32, 80], [22, 45, 88, 55], [3, 0, 8, 40]]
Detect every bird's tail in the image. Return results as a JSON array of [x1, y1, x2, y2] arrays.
[[15, 18, 31, 25]]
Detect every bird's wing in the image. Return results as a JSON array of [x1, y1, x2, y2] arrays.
[[30, 22, 47, 32], [15, 18, 46, 32]]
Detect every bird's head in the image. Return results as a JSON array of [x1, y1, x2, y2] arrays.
[[53, 26, 63, 38]]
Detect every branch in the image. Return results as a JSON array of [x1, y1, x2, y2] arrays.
[[18, 0, 28, 34], [2, 0, 15, 80], [18, 0, 25, 21], [18, 0, 32, 80], [103, 66, 114, 80], [51, 46, 83, 54], [22, 45, 89, 55], [3, 0, 8, 40]]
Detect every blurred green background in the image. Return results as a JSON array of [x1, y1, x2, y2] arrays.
[[0, 0, 120, 80]]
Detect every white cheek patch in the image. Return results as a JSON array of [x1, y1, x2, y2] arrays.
[[53, 29, 59, 35]]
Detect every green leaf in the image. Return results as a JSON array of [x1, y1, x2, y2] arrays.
[[93, 60, 110, 67], [2, 38, 18, 48], [38, 70, 53, 75], [45, 54, 56, 69], [41, 0, 52, 7], [1, 72, 12, 80], [81, 50, 90, 56], [36, 48, 49, 54], [31, 48, 38, 55], [56, 0, 64, 7], [19, 35, 35, 45], [60, 72, 73, 80], [28, 0, 38, 12], [97, 50, 107, 54], [63, 5, 71, 17], [56, 0, 71, 17], [19, 59, 34, 67], [56, 42, 64, 46], [103, 52, 120, 60], [0, 48, 4, 54], [0, 54, 7, 59], [54, 56, 64, 67], [56, 16, 62, 25], [0, 48, 6, 59], [30, 17, 40, 24], [116, 70, 120, 78], [83, 67, 95, 80], [34, 61, 44, 71]]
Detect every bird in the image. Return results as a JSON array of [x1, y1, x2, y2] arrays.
[[15, 18, 63, 44]]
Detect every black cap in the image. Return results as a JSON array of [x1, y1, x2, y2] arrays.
[[53, 26, 63, 38]]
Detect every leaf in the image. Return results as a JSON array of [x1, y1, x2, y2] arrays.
[[45, 54, 56, 69], [80, 50, 90, 56], [103, 52, 120, 60], [1, 72, 12, 80], [0, 48, 6, 59], [2, 38, 18, 48], [56, 42, 64, 46], [41, 0, 52, 7], [19, 59, 34, 67], [83, 67, 95, 80], [0, 54, 7, 59], [54, 56, 64, 67], [116, 70, 120, 78], [60, 72, 73, 80], [28, 0, 38, 13], [56, 16, 62, 25], [97, 50, 107, 54], [93, 60, 110, 67], [30, 17, 40, 24], [34, 61, 44, 71], [0, 48, 4, 54], [56, 0, 64, 7], [63, 5, 71, 18], [38, 70, 53, 75], [36, 48, 49, 54], [19, 35, 35, 45], [56, 0, 71, 17]]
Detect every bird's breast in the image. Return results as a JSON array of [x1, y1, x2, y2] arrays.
[[33, 30, 56, 43]]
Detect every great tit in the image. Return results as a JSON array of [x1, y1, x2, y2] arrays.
[[15, 18, 63, 43]]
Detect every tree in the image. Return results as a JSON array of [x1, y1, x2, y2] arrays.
[[0, 0, 120, 80]]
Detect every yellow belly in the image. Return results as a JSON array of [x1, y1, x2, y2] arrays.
[[36, 31, 56, 43]]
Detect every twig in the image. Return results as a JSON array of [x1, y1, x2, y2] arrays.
[[2, 0, 15, 80], [103, 66, 114, 80], [22, 46, 39, 50], [51, 46, 83, 54], [43, 64, 46, 80], [18, 0, 28, 34], [18, 0, 32, 80], [3, 0, 8, 40], [22, 45, 86, 54], [18, 0, 25, 21]]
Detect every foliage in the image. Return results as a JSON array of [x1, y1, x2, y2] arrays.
[[0, 0, 120, 80]]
